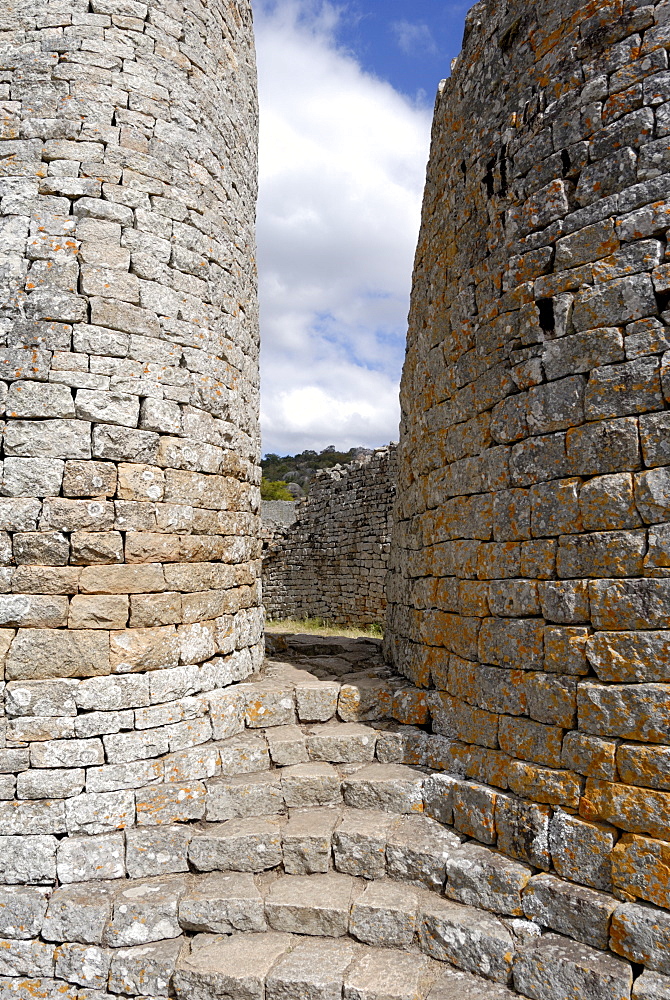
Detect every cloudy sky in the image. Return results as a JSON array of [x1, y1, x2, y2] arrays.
[[254, 0, 468, 456]]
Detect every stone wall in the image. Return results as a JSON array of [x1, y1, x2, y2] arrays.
[[0, 0, 262, 926], [263, 447, 396, 626], [261, 499, 298, 528], [386, 0, 670, 953]]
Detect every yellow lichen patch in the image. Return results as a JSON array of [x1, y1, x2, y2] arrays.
[[612, 834, 670, 909]]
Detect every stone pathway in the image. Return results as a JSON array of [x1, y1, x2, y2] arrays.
[[0, 636, 655, 999]]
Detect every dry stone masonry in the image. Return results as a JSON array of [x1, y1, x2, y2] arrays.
[[263, 447, 396, 627], [385, 0, 670, 992], [0, 0, 266, 989], [6, 0, 670, 996]]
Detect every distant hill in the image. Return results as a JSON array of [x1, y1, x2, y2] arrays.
[[261, 445, 373, 494]]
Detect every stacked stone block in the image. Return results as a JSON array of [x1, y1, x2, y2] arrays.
[[385, 0, 670, 971], [263, 446, 396, 626], [0, 0, 262, 942]]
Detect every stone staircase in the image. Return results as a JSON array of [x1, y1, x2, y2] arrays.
[[1, 636, 656, 1000]]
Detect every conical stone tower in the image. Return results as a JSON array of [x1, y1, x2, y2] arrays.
[[0, 0, 262, 936]]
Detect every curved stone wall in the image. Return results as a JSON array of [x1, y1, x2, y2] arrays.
[[386, 0, 670, 941], [263, 447, 396, 627], [0, 0, 261, 891]]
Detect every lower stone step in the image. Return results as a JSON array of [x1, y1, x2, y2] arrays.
[[0, 867, 648, 1000], [172, 932, 521, 1000]]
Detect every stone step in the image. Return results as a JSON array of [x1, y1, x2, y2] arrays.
[[211, 714, 424, 772], [201, 724, 432, 809], [242, 655, 429, 728], [265, 632, 383, 661], [187, 805, 463, 885], [0, 872, 539, 987], [0, 859, 646, 999], [21, 866, 513, 949], [173, 931, 521, 1000], [2, 868, 526, 981]]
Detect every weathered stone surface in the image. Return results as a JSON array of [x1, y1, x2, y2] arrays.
[[339, 678, 393, 723], [0, 886, 48, 940], [423, 773, 458, 826], [207, 689, 248, 743], [495, 795, 551, 870], [333, 809, 399, 880], [587, 631, 670, 683], [265, 872, 357, 936], [386, 814, 461, 891], [0, 935, 53, 976], [307, 723, 377, 763], [125, 825, 192, 879], [590, 580, 670, 631], [189, 818, 283, 873], [282, 808, 340, 875], [135, 781, 206, 826], [266, 726, 309, 766], [451, 780, 498, 844], [174, 932, 293, 1000], [245, 683, 295, 728], [342, 764, 424, 814], [6, 629, 110, 680], [105, 876, 187, 947], [549, 809, 616, 892], [376, 725, 428, 765], [217, 733, 270, 776], [350, 880, 418, 947], [445, 843, 532, 917], [428, 967, 520, 999], [562, 731, 617, 780], [513, 932, 633, 1000], [613, 834, 670, 909], [611, 901, 670, 974], [618, 744, 670, 791], [579, 682, 670, 743], [282, 763, 342, 808], [57, 833, 124, 884], [523, 873, 617, 949], [266, 936, 360, 1000], [581, 778, 670, 840], [419, 893, 515, 983], [108, 937, 184, 997], [205, 771, 284, 822], [634, 971, 670, 1000], [42, 882, 115, 945], [178, 872, 266, 935], [296, 682, 340, 723], [343, 947, 438, 1000]]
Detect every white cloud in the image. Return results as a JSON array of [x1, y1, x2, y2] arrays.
[[254, 0, 432, 456], [391, 20, 437, 57]]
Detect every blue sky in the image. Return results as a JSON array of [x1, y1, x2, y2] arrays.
[[335, 1, 469, 103], [254, 1, 468, 457]]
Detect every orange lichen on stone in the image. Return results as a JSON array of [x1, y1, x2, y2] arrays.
[[612, 834, 670, 908]]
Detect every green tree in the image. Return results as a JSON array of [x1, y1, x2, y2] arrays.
[[261, 478, 295, 501]]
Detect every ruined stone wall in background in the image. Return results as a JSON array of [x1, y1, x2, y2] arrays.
[[263, 447, 396, 626], [0, 0, 262, 935], [386, 0, 670, 966]]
